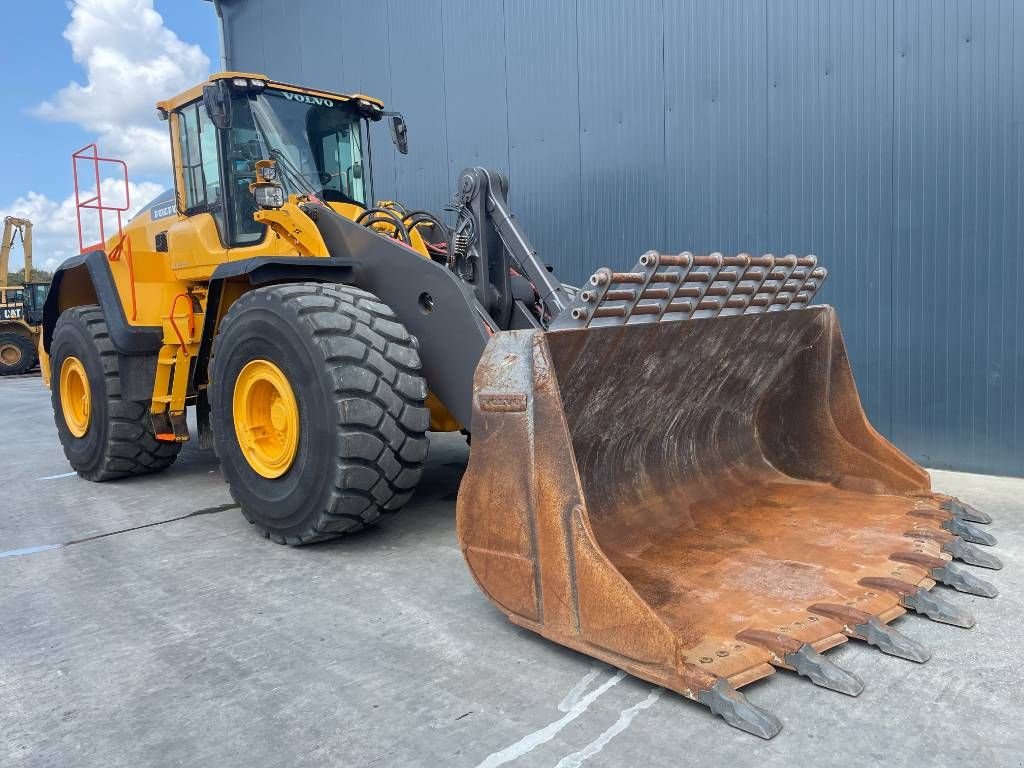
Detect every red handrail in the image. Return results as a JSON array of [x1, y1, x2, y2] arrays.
[[71, 144, 138, 320], [71, 143, 131, 254]]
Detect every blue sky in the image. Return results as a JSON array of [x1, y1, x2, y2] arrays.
[[0, 1, 220, 270]]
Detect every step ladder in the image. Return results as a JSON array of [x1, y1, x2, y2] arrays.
[[151, 291, 204, 442]]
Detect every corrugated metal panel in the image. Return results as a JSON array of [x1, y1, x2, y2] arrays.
[[576, 0, 665, 270], [664, 0, 768, 255], [439, 0, 510, 178], [218, 0, 1024, 477], [891, 0, 1023, 473], [503, 0, 584, 279], [766, 0, 896, 435], [381, 0, 449, 210]]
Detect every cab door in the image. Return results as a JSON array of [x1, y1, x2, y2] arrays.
[[166, 101, 228, 276]]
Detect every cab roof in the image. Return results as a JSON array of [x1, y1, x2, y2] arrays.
[[155, 72, 385, 114]]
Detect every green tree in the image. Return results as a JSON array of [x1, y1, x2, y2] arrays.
[[7, 268, 53, 284]]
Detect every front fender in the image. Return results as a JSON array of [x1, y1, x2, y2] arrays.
[[43, 251, 161, 355]]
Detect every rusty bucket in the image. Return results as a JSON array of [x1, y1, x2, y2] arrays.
[[456, 273, 999, 738]]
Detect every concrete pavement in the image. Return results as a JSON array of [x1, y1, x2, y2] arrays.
[[1, 374, 1021, 767]]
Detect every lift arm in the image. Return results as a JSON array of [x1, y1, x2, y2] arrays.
[[450, 168, 571, 328]]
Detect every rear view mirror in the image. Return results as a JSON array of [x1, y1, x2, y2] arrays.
[[202, 81, 233, 129], [388, 113, 408, 154]]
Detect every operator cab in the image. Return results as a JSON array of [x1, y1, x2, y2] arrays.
[[23, 282, 48, 326], [157, 73, 408, 248]]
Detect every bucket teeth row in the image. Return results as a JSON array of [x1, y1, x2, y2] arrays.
[[697, 680, 783, 740], [943, 516, 997, 546], [942, 497, 993, 524]]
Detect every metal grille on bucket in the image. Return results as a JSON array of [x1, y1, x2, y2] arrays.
[[553, 251, 827, 329]]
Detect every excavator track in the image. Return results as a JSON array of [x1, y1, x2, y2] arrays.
[[457, 250, 1000, 739]]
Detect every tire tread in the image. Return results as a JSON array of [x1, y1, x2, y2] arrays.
[[52, 307, 180, 481], [210, 283, 428, 544]]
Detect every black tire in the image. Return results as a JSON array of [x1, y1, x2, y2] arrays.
[[209, 282, 430, 545], [0, 332, 35, 375], [50, 306, 181, 481]]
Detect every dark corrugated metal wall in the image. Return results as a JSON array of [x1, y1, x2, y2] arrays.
[[218, 0, 1024, 477]]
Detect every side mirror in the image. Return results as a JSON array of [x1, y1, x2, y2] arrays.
[[352, 161, 363, 179], [202, 81, 233, 129], [388, 113, 409, 155]]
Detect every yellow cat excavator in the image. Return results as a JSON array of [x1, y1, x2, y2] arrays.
[[39, 73, 1000, 737]]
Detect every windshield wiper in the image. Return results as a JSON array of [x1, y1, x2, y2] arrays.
[[269, 148, 320, 198]]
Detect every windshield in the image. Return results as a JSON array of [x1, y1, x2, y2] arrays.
[[221, 89, 367, 244], [248, 91, 365, 204]]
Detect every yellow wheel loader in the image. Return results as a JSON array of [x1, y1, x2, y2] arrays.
[[1, 216, 48, 375], [40, 73, 1001, 738]]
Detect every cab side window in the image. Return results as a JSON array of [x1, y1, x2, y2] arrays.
[[176, 103, 226, 238]]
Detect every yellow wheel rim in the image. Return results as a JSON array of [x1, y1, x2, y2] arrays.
[[60, 356, 91, 437], [232, 359, 300, 478]]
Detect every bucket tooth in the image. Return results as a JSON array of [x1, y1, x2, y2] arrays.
[[933, 562, 999, 598], [858, 617, 931, 663], [809, 603, 930, 662], [736, 629, 863, 696], [943, 517, 997, 546], [696, 679, 782, 739], [943, 537, 1003, 570], [904, 529, 1003, 570], [786, 644, 864, 696], [858, 576, 974, 628], [904, 587, 975, 628], [891, 552, 999, 598], [941, 498, 993, 525]]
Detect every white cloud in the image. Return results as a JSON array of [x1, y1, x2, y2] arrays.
[[33, 0, 210, 173], [1, 180, 165, 273]]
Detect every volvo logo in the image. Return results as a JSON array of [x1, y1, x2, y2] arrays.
[[281, 90, 335, 108]]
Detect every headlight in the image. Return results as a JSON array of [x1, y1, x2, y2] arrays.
[[258, 165, 278, 182], [253, 184, 285, 209]]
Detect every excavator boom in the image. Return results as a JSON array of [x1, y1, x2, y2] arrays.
[[1, 216, 32, 287]]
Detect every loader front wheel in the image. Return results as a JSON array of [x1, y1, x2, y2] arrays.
[[209, 283, 430, 545], [50, 306, 181, 480]]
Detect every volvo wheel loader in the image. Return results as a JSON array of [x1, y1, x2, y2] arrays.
[[40, 73, 1002, 738]]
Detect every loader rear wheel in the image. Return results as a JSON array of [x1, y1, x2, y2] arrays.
[[209, 282, 430, 545], [0, 333, 35, 375], [50, 306, 181, 480]]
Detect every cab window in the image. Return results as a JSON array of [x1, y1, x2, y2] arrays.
[[31, 284, 47, 307], [176, 103, 227, 237]]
